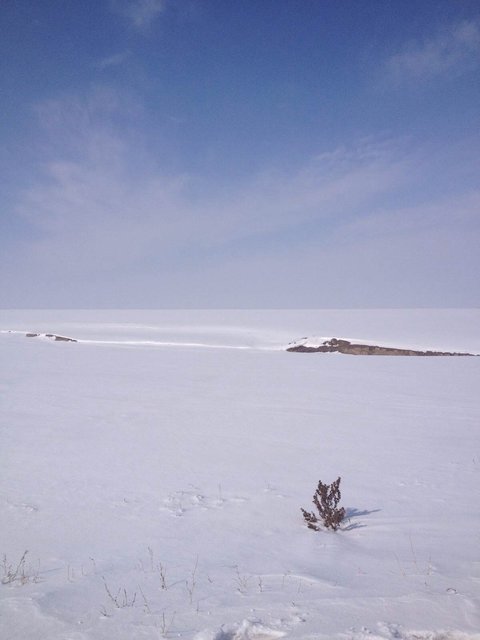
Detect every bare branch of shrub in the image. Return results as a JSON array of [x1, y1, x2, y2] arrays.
[[102, 577, 137, 608], [157, 610, 176, 637], [234, 565, 250, 594], [185, 556, 198, 604]]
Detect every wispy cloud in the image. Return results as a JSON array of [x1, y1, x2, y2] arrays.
[[13, 94, 408, 266], [2, 88, 478, 307], [110, 0, 166, 30], [96, 51, 131, 69], [386, 19, 480, 83]]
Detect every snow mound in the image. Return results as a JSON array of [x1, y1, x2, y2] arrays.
[[196, 619, 286, 640], [348, 623, 480, 640]]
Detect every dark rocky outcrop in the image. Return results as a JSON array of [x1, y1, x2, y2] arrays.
[[287, 337, 476, 356], [25, 333, 77, 343]]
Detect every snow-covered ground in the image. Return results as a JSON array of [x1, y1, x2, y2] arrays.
[[1, 309, 479, 640]]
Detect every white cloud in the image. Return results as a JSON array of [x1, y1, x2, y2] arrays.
[[386, 19, 480, 83], [110, 0, 165, 30]]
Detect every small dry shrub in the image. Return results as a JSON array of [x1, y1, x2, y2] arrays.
[[1, 551, 40, 585], [301, 477, 345, 531]]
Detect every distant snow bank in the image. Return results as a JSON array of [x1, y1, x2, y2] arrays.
[[0, 329, 272, 351], [4, 330, 479, 356], [1, 308, 480, 353]]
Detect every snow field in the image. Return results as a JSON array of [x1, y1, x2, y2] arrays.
[[1, 310, 479, 639]]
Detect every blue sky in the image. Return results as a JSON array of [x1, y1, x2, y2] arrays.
[[1, 0, 479, 307]]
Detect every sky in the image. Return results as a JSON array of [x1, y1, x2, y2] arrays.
[[1, 0, 479, 308]]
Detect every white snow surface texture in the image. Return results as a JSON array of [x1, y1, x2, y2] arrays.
[[1, 309, 479, 640]]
